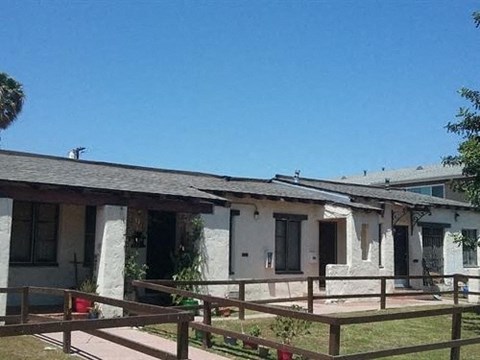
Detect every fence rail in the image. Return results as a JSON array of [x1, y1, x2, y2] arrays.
[[0, 286, 193, 360], [134, 273, 480, 360]]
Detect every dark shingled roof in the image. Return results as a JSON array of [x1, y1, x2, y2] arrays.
[[0, 150, 378, 211], [275, 174, 474, 209], [0, 150, 224, 202]]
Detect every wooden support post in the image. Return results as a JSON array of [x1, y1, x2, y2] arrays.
[[307, 277, 314, 313], [450, 311, 462, 360], [380, 277, 387, 310], [63, 291, 72, 354], [203, 301, 212, 348], [328, 324, 341, 356], [21, 287, 29, 324], [177, 321, 189, 360], [453, 274, 459, 306], [239, 281, 245, 320]]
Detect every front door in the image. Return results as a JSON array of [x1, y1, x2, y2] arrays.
[[319, 222, 337, 287], [146, 211, 176, 281], [394, 226, 409, 287]]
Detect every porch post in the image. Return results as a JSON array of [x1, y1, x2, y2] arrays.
[[0, 198, 13, 320], [94, 205, 127, 317]]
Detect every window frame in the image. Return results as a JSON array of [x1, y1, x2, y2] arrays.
[[406, 184, 445, 198], [9, 201, 59, 266], [273, 213, 306, 274], [83, 205, 97, 267], [462, 229, 478, 268]]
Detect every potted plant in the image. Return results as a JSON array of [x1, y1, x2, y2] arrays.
[[74, 278, 97, 313], [171, 217, 205, 312], [87, 304, 101, 319], [243, 324, 261, 350], [223, 334, 238, 346], [124, 231, 148, 301], [258, 345, 270, 358], [270, 305, 311, 360]]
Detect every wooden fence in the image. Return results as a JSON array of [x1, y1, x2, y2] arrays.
[[0, 286, 193, 360], [133, 273, 480, 360]]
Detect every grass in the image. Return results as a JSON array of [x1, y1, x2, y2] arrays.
[[0, 335, 76, 359], [145, 306, 480, 360]]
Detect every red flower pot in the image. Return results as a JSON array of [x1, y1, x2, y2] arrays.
[[243, 340, 258, 350], [277, 349, 293, 360], [74, 297, 92, 313]]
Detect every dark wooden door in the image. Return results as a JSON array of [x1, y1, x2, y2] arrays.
[[146, 211, 176, 280], [394, 226, 409, 286], [319, 222, 337, 286]]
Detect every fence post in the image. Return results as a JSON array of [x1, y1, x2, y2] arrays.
[[307, 277, 314, 313], [203, 301, 212, 348], [328, 324, 341, 356], [380, 277, 386, 310], [63, 291, 72, 354], [453, 274, 459, 305], [450, 310, 462, 360], [239, 281, 245, 320], [21, 287, 29, 324], [177, 321, 189, 360]]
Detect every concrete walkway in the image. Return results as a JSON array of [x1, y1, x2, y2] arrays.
[[37, 327, 230, 360]]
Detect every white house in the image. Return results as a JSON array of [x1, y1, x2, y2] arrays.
[[0, 150, 479, 317]]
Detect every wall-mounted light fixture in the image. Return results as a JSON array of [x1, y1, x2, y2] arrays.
[[254, 210, 259, 220], [455, 212, 460, 222]]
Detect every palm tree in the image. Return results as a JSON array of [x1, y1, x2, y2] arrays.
[[0, 72, 24, 130]]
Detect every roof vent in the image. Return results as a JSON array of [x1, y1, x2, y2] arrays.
[[68, 147, 86, 160], [294, 170, 300, 183]]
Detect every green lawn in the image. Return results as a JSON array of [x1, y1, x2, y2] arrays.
[[0, 335, 76, 360], [146, 307, 480, 360]]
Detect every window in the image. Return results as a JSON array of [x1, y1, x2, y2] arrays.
[[407, 185, 444, 198], [361, 224, 370, 260], [274, 213, 306, 273], [10, 201, 59, 265], [462, 229, 478, 267], [83, 206, 97, 266], [229, 209, 240, 275]]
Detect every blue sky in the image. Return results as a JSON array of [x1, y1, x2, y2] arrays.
[[1, 1, 479, 179]]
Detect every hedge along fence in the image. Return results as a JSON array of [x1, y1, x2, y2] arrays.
[[0, 286, 193, 360], [133, 274, 480, 360], [145, 273, 476, 318]]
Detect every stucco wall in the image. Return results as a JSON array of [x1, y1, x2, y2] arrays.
[[94, 205, 127, 317], [201, 206, 230, 297], [202, 200, 358, 300], [8, 204, 91, 306], [326, 209, 395, 296], [0, 198, 13, 318]]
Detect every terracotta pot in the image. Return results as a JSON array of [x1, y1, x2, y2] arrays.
[[243, 340, 258, 350], [74, 298, 92, 313], [277, 349, 293, 360], [219, 307, 231, 317]]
